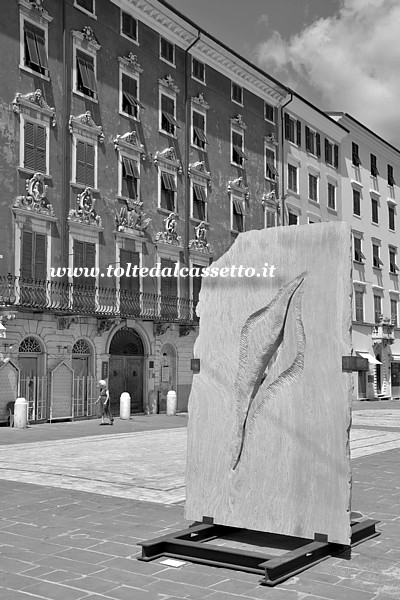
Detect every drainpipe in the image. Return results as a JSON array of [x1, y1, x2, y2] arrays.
[[279, 91, 293, 226], [184, 31, 201, 273]]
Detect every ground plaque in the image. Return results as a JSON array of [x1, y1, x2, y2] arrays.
[[185, 222, 353, 546]]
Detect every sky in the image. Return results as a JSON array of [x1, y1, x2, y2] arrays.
[[166, 0, 400, 146]]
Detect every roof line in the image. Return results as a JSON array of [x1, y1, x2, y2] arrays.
[[327, 112, 400, 155], [289, 91, 349, 133]]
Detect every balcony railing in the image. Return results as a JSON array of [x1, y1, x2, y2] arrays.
[[0, 275, 199, 324]]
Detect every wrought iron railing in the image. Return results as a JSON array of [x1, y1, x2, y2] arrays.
[[0, 274, 199, 324]]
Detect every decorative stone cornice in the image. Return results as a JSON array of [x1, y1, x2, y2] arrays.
[[265, 133, 279, 146], [18, 0, 52, 23], [188, 221, 211, 254], [154, 147, 183, 174], [261, 190, 279, 209], [69, 111, 104, 143], [57, 316, 79, 330], [227, 176, 249, 200], [230, 114, 247, 130], [114, 131, 145, 156], [188, 161, 211, 183], [118, 53, 143, 74], [97, 318, 119, 335], [158, 74, 180, 94], [155, 212, 182, 246], [13, 90, 56, 126], [14, 172, 54, 217], [115, 201, 151, 236], [68, 188, 102, 227], [72, 27, 101, 50], [191, 93, 210, 111]]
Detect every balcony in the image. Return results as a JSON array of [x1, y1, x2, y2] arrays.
[[0, 275, 199, 324], [372, 317, 395, 343]]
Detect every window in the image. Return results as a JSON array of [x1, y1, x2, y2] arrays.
[[371, 154, 379, 177], [76, 50, 97, 98], [288, 212, 298, 226], [160, 171, 176, 211], [353, 189, 361, 216], [325, 139, 339, 168], [328, 183, 336, 209], [265, 208, 276, 228], [374, 295, 382, 323], [160, 37, 174, 64], [352, 142, 361, 166], [390, 248, 399, 274], [388, 164, 396, 187], [305, 127, 321, 157], [192, 263, 204, 305], [73, 240, 96, 287], [284, 114, 301, 145], [264, 102, 275, 123], [160, 93, 179, 136], [23, 21, 48, 76], [192, 58, 205, 83], [121, 73, 143, 118], [160, 258, 178, 298], [372, 243, 383, 269], [355, 290, 364, 322], [231, 129, 246, 167], [288, 164, 298, 193], [231, 82, 243, 105], [23, 121, 46, 173], [192, 110, 207, 149], [192, 183, 207, 221], [353, 237, 365, 263], [308, 174, 318, 201], [391, 299, 398, 326], [371, 197, 379, 224], [265, 146, 277, 181], [121, 11, 137, 41], [75, 0, 94, 13], [75, 140, 95, 187], [120, 249, 140, 293], [389, 204, 395, 231], [231, 197, 245, 232], [121, 156, 139, 200], [21, 231, 47, 280]]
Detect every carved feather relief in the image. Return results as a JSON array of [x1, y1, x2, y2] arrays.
[[231, 273, 307, 470]]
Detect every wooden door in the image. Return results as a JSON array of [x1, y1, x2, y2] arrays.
[[109, 356, 144, 414]]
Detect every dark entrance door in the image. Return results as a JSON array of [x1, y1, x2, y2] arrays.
[[109, 328, 144, 414]]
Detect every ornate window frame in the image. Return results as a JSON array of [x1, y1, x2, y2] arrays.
[[227, 177, 248, 234], [261, 190, 279, 229], [114, 131, 144, 203], [264, 141, 277, 184], [72, 27, 101, 102], [191, 93, 209, 152], [189, 161, 211, 224], [230, 115, 247, 168], [13, 90, 55, 178], [159, 36, 175, 67], [74, 0, 97, 19], [158, 75, 180, 138], [114, 233, 144, 302], [120, 10, 138, 44], [191, 57, 205, 84], [154, 147, 182, 214], [69, 111, 104, 191], [18, 0, 52, 80], [118, 53, 143, 121]]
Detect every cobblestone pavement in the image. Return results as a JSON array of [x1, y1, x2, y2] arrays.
[[0, 405, 399, 599]]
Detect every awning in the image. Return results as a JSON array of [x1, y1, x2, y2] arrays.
[[357, 352, 381, 365], [390, 355, 400, 361]]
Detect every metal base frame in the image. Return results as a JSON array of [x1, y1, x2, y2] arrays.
[[138, 519, 380, 586]]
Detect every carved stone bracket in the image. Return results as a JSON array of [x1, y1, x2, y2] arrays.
[[68, 188, 102, 227], [69, 111, 104, 143], [158, 74, 180, 94], [155, 213, 182, 246], [188, 161, 211, 184], [114, 131, 145, 158], [262, 190, 279, 210], [118, 53, 143, 74], [14, 172, 54, 216], [19, 0, 52, 22], [97, 318, 118, 335], [230, 114, 247, 130], [227, 176, 249, 200], [153, 322, 171, 337], [189, 222, 211, 254], [57, 316, 79, 330], [191, 93, 210, 110], [72, 27, 101, 50], [115, 201, 151, 235], [154, 147, 183, 174], [179, 324, 197, 336], [265, 132, 279, 146], [13, 89, 56, 126]]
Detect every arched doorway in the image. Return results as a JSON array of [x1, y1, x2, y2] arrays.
[[72, 339, 95, 417], [18, 336, 46, 421], [109, 328, 144, 414]]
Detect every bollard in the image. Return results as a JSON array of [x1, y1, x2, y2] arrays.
[[14, 397, 28, 429], [120, 392, 131, 419], [166, 390, 177, 416]]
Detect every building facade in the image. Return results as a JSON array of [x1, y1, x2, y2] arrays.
[[0, 0, 287, 421]]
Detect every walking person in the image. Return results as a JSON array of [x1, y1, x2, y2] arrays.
[[95, 380, 114, 425]]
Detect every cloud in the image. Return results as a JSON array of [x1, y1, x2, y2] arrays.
[[256, 0, 400, 145]]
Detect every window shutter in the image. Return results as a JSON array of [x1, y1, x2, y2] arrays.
[[76, 141, 86, 185], [192, 264, 203, 303], [85, 143, 95, 188], [316, 133, 321, 158], [296, 121, 301, 146], [21, 231, 33, 279], [325, 139, 329, 163], [25, 25, 40, 66], [34, 233, 47, 281], [284, 114, 290, 140], [86, 60, 97, 93], [120, 250, 140, 292], [35, 124, 46, 173], [24, 121, 36, 170], [305, 127, 310, 152], [85, 242, 96, 287], [77, 54, 91, 89], [160, 258, 177, 297], [35, 27, 48, 69], [334, 144, 339, 168]]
